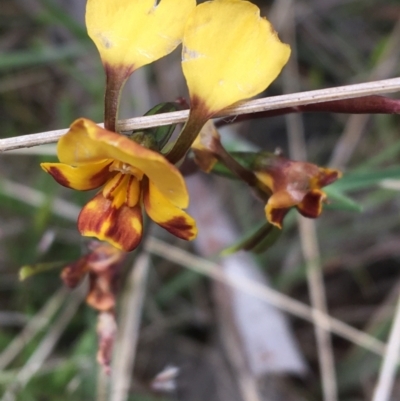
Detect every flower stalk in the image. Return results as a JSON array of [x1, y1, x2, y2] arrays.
[[166, 110, 208, 164], [104, 67, 131, 132]]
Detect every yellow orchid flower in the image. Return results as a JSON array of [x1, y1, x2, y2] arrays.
[[86, 0, 196, 131], [254, 153, 341, 228], [182, 0, 290, 116], [41, 119, 197, 252], [86, 0, 195, 72], [167, 0, 290, 163]]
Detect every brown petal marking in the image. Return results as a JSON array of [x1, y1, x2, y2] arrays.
[[317, 168, 342, 187], [47, 166, 70, 188], [107, 208, 142, 250], [267, 207, 289, 229], [78, 193, 143, 252], [190, 94, 214, 119], [90, 162, 113, 186], [44, 162, 112, 190], [297, 189, 326, 218], [102, 173, 124, 200], [158, 216, 196, 241]]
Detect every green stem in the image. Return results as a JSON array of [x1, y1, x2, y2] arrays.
[[165, 111, 208, 164], [213, 140, 259, 187], [212, 141, 272, 202]]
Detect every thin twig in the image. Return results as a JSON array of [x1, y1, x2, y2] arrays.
[[298, 218, 338, 401], [371, 293, 400, 401], [6, 145, 57, 155], [0, 78, 400, 152], [110, 251, 150, 401], [145, 237, 387, 357], [282, 4, 338, 401]]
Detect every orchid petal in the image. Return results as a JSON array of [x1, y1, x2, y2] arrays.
[[86, 0, 195, 71], [182, 0, 290, 115], [59, 119, 188, 208], [265, 190, 300, 229], [78, 193, 143, 252], [41, 160, 111, 190], [297, 189, 327, 218], [143, 179, 197, 241], [265, 206, 289, 230]]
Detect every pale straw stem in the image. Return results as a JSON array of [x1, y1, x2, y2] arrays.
[[0, 78, 400, 152]]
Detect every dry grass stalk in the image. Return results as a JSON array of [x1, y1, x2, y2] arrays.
[[146, 237, 388, 357], [372, 294, 400, 401], [281, 3, 338, 400], [110, 252, 150, 401]]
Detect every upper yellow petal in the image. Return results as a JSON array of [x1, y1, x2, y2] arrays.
[[58, 118, 189, 208], [182, 0, 290, 114], [57, 119, 111, 166], [86, 0, 196, 69]]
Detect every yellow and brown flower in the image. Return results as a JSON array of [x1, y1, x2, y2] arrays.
[[254, 153, 341, 228], [41, 118, 197, 252]]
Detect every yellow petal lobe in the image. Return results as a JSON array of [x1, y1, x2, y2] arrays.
[[182, 0, 290, 115], [57, 118, 111, 165], [41, 160, 111, 190], [143, 179, 197, 241], [86, 0, 196, 70], [265, 190, 300, 228]]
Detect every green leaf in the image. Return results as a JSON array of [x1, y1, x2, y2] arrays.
[[209, 160, 238, 179], [324, 187, 362, 212], [330, 167, 400, 192], [131, 102, 183, 151], [19, 261, 66, 281], [209, 151, 259, 179]]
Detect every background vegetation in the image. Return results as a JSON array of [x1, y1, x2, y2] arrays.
[[1, 0, 400, 400]]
